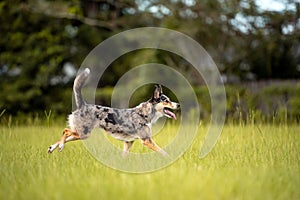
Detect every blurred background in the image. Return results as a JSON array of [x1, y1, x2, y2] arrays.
[[0, 0, 299, 123]]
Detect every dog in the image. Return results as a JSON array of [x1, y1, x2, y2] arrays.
[[47, 68, 180, 156]]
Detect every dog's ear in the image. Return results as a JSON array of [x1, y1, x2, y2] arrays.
[[157, 84, 163, 94], [151, 84, 163, 101]]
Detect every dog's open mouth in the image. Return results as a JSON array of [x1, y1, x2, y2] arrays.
[[163, 108, 177, 120]]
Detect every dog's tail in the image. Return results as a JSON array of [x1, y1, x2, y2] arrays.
[[73, 68, 90, 109]]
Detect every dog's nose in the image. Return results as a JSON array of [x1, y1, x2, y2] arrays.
[[177, 103, 180, 108]]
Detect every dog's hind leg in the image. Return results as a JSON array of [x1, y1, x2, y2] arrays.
[[48, 128, 80, 153], [141, 137, 169, 157], [122, 141, 134, 156]]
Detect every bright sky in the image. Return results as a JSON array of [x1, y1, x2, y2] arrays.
[[255, 0, 298, 11], [137, 0, 298, 13]]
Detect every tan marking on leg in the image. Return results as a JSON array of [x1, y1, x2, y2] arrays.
[[48, 128, 80, 153], [65, 133, 81, 143], [141, 138, 169, 156]]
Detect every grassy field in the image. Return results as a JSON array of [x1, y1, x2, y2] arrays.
[[0, 123, 299, 200]]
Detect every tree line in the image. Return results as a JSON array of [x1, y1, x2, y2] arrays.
[[0, 0, 299, 116]]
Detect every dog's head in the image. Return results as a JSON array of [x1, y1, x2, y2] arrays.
[[150, 85, 180, 120]]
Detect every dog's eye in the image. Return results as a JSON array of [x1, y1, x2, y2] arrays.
[[160, 95, 169, 102]]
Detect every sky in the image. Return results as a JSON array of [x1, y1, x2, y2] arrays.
[[255, 0, 298, 12]]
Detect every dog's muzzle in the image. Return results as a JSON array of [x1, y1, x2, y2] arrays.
[[163, 103, 180, 120]]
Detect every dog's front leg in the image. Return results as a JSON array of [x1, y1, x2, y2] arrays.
[[141, 137, 169, 157]]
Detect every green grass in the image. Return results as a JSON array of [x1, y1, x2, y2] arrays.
[[0, 124, 299, 200]]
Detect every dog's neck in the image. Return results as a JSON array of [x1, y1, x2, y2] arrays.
[[135, 101, 162, 124]]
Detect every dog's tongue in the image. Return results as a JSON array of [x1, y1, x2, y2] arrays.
[[165, 109, 177, 120]]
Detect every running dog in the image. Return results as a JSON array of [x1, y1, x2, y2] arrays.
[[47, 68, 180, 156]]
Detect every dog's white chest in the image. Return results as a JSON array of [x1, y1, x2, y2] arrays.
[[151, 112, 163, 124], [109, 132, 139, 142]]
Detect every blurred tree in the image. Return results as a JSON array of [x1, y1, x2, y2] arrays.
[[247, 7, 300, 79], [0, 0, 299, 116], [0, 0, 73, 114], [0, 0, 142, 114], [148, 0, 300, 81]]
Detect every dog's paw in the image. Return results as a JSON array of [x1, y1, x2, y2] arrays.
[[158, 149, 168, 157], [48, 143, 58, 153], [58, 143, 65, 152], [122, 151, 130, 158]]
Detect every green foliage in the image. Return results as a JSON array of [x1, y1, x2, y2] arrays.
[[95, 87, 114, 106], [0, 1, 74, 114], [195, 82, 300, 123]]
